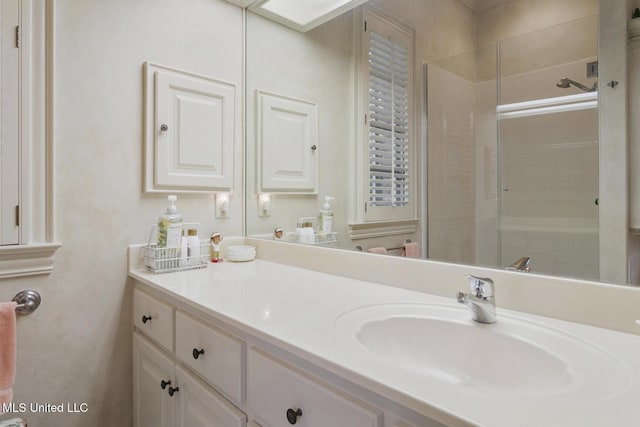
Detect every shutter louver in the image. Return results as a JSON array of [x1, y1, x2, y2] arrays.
[[368, 31, 410, 208]]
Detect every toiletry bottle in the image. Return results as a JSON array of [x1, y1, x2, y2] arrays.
[[187, 228, 200, 265], [317, 196, 335, 235], [157, 195, 183, 248], [180, 230, 188, 267], [301, 221, 315, 244]]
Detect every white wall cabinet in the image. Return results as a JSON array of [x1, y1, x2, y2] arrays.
[[133, 287, 445, 427], [144, 62, 236, 193], [257, 91, 318, 194]]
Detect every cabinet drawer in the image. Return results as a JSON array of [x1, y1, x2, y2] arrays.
[[175, 311, 244, 403], [248, 348, 382, 427], [134, 290, 174, 353]]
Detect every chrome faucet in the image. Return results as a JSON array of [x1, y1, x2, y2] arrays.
[[457, 275, 496, 324], [505, 256, 531, 272]]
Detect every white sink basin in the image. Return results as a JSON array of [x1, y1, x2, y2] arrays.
[[336, 303, 631, 397]]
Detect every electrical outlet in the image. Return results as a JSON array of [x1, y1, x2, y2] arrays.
[[215, 193, 230, 219]]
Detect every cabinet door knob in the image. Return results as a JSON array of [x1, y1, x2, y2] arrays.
[[168, 386, 179, 397], [286, 408, 302, 424], [141, 315, 152, 324], [192, 348, 205, 360], [310, 145, 317, 151], [160, 124, 168, 132], [160, 380, 171, 390]]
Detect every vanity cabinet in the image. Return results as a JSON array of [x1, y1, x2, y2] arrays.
[[132, 286, 444, 427], [133, 289, 247, 427], [133, 333, 246, 427]]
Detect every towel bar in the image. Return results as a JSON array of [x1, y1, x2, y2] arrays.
[[11, 290, 41, 314], [354, 239, 412, 252]]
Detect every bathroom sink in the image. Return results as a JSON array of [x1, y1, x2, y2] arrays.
[[336, 303, 630, 397]]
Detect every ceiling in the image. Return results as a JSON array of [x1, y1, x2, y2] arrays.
[[460, 0, 518, 12]]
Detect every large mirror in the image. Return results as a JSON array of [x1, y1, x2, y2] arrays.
[[246, 0, 638, 285]]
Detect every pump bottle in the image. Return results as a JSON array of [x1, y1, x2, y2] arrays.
[[317, 196, 335, 235], [157, 195, 183, 248]]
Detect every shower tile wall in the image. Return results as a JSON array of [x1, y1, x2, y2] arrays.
[[427, 64, 476, 265], [498, 60, 599, 280]]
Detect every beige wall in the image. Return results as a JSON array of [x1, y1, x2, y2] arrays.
[[245, 11, 355, 246], [0, 0, 244, 425], [476, 0, 598, 49]]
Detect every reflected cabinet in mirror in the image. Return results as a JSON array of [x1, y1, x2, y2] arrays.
[[246, 0, 640, 285]]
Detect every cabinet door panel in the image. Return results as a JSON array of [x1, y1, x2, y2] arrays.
[[176, 366, 246, 427], [133, 334, 175, 427], [0, 0, 19, 245], [248, 347, 381, 427], [144, 62, 236, 192], [257, 91, 317, 193]]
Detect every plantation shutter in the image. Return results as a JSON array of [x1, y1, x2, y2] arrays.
[[367, 27, 410, 211]]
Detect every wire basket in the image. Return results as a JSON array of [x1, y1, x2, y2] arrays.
[[143, 223, 209, 273], [291, 232, 337, 247]]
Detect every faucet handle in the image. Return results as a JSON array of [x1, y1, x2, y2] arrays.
[[465, 275, 494, 298]]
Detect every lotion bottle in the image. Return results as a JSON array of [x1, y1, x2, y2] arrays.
[[180, 231, 188, 267], [157, 195, 183, 248], [186, 228, 200, 265], [317, 196, 335, 235]]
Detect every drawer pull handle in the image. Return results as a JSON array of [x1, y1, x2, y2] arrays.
[[192, 348, 205, 360], [141, 315, 152, 324], [168, 386, 180, 397], [160, 380, 171, 390], [286, 408, 302, 424]]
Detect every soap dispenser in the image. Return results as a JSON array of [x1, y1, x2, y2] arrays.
[[157, 195, 183, 248], [317, 196, 335, 235]]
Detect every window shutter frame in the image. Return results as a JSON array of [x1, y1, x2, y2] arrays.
[[360, 9, 415, 222]]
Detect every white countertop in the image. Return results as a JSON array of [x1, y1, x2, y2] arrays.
[[129, 259, 640, 427]]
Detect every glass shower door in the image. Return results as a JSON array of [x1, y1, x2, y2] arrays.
[[497, 16, 599, 280]]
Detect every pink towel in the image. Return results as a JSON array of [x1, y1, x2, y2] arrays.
[[0, 302, 17, 414], [402, 242, 420, 258], [367, 247, 387, 255]]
